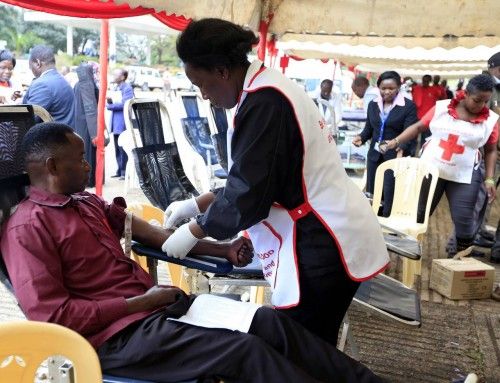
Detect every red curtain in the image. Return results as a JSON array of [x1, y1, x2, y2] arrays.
[[0, 0, 191, 30]]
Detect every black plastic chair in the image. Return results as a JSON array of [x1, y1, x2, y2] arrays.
[[126, 99, 199, 210]]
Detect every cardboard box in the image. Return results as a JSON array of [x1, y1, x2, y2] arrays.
[[430, 258, 494, 300]]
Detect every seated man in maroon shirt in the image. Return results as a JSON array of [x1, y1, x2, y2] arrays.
[[0, 122, 381, 383]]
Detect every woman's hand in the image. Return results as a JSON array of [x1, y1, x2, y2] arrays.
[[352, 135, 363, 147], [379, 139, 398, 154], [225, 237, 254, 267], [486, 181, 497, 203], [163, 197, 200, 229]]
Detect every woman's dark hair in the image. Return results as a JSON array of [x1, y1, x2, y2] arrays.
[[466, 74, 494, 94], [0, 49, 16, 68], [176, 18, 259, 70], [376, 71, 402, 87]]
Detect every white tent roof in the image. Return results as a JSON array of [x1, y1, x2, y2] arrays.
[[114, 0, 500, 48], [110, 0, 500, 75]]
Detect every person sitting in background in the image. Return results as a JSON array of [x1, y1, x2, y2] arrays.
[[314, 78, 342, 128], [352, 70, 418, 216], [0, 49, 22, 104], [22, 45, 75, 126], [60, 65, 78, 88], [380, 74, 499, 257], [351, 75, 379, 113], [0, 121, 382, 383]]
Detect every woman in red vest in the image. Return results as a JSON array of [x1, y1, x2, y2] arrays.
[[381, 74, 499, 255]]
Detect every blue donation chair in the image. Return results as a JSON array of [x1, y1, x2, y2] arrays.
[[179, 93, 227, 180]]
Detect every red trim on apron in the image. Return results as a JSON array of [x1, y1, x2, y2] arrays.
[[242, 84, 389, 281], [287, 201, 312, 221]]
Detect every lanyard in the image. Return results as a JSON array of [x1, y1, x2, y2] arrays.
[[378, 107, 392, 142]]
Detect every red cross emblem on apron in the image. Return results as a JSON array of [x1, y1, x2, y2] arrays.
[[438, 133, 465, 161]]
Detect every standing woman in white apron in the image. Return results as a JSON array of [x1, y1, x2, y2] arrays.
[[381, 74, 499, 254], [162, 18, 389, 345]]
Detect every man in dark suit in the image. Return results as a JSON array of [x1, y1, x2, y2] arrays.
[[106, 68, 134, 180], [23, 45, 75, 127]]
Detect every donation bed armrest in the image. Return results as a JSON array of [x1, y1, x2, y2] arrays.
[[131, 242, 234, 274]]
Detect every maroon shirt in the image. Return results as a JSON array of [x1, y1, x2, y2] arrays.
[[1, 187, 155, 348]]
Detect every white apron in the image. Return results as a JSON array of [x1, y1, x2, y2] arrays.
[[230, 61, 389, 308], [421, 100, 498, 183]]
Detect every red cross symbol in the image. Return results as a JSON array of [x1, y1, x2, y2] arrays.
[[438, 134, 464, 161]]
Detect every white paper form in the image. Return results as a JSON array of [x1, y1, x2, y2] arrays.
[[168, 294, 261, 333]]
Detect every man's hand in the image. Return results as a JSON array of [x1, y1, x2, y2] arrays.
[[126, 286, 185, 314], [225, 237, 254, 267]]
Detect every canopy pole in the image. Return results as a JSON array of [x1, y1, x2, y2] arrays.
[[257, 20, 268, 61], [95, 19, 109, 196]]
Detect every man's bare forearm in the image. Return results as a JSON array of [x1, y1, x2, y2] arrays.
[[131, 215, 229, 257]]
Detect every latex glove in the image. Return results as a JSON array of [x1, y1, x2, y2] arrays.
[[161, 222, 199, 259], [163, 197, 200, 229]]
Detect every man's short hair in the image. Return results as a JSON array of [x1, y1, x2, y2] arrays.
[[22, 122, 74, 163], [29, 45, 56, 65], [488, 52, 500, 69], [352, 76, 369, 87], [321, 79, 333, 87], [121, 69, 128, 81]]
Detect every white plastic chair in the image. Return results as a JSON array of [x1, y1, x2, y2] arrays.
[[372, 157, 439, 287], [0, 321, 102, 382]]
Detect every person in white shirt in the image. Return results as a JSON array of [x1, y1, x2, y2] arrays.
[[351, 76, 379, 114], [315, 79, 342, 127]]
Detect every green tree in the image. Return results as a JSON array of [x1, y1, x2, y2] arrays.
[[116, 33, 147, 64], [73, 27, 99, 55], [27, 22, 66, 52], [0, 4, 23, 52], [151, 34, 179, 67]]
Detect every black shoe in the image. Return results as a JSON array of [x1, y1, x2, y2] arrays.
[[472, 236, 494, 248], [470, 249, 485, 258], [111, 174, 121, 178], [490, 247, 500, 263], [479, 229, 495, 241]]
